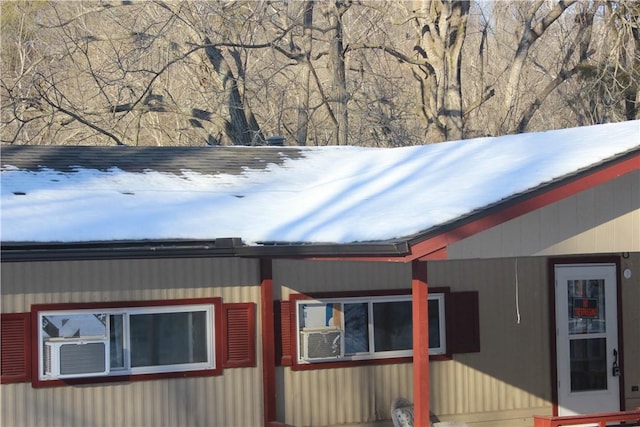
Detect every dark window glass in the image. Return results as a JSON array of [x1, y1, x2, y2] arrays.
[[130, 311, 207, 367], [344, 303, 369, 354], [372, 301, 412, 352], [109, 314, 125, 369], [428, 299, 441, 349], [570, 338, 607, 392]]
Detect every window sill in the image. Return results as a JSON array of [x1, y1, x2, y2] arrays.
[[290, 354, 453, 371], [32, 367, 222, 388]]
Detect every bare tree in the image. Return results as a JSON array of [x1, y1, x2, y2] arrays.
[[356, 0, 470, 142], [296, 1, 314, 145], [491, 0, 579, 134], [1, 1, 50, 145], [1, 0, 633, 147], [567, 0, 640, 124], [324, 1, 350, 145], [3, 1, 274, 145], [410, 0, 470, 141], [514, 1, 600, 132]]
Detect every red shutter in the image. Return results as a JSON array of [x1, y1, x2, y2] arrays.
[[222, 303, 256, 368], [446, 291, 480, 354], [275, 301, 293, 366], [1, 313, 31, 383]]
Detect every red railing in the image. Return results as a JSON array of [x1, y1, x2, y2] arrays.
[[533, 408, 640, 427]]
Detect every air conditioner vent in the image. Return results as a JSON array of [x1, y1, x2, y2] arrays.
[[301, 329, 343, 362], [44, 340, 108, 378]]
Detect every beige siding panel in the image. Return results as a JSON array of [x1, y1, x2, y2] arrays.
[[448, 170, 640, 259], [276, 258, 554, 426], [1, 257, 260, 312], [275, 259, 412, 300], [427, 258, 551, 418], [3, 374, 263, 427], [283, 363, 413, 427], [275, 260, 413, 427], [1, 257, 263, 427]]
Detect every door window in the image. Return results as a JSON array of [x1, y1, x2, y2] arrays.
[[567, 279, 607, 392]]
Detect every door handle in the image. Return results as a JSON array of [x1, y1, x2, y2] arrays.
[[612, 348, 620, 377]]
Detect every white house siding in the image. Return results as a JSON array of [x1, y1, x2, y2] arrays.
[[447, 170, 640, 260], [1, 257, 264, 427]]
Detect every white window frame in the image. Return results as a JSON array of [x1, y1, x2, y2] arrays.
[[37, 303, 215, 381], [295, 293, 446, 364], [428, 293, 447, 355]]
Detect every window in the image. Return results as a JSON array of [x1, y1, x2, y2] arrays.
[[37, 303, 215, 381], [295, 294, 446, 364]]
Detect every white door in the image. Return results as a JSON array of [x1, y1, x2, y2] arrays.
[[555, 264, 620, 416]]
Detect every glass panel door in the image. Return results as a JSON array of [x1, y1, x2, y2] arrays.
[[555, 264, 620, 416]]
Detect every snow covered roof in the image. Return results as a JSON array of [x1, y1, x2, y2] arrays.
[[1, 121, 639, 251]]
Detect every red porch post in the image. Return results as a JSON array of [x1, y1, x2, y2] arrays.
[[412, 260, 430, 426], [260, 259, 277, 427]]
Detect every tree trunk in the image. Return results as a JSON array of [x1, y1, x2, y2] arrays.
[[296, 1, 314, 146], [413, 0, 469, 142], [326, 1, 349, 145], [625, 16, 640, 120], [203, 38, 257, 145], [516, 2, 597, 132], [496, 0, 578, 135]]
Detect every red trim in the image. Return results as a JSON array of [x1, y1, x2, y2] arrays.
[[290, 356, 414, 371], [260, 259, 277, 426], [412, 260, 430, 427], [221, 303, 256, 368], [548, 256, 623, 416], [445, 291, 480, 354], [533, 409, 640, 427], [32, 297, 221, 311], [291, 287, 450, 300], [419, 246, 448, 260], [276, 301, 293, 366], [286, 287, 451, 371], [408, 154, 639, 260], [266, 422, 297, 427], [0, 312, 31, 383], [30, 297, 223, 388], [548, 259, 559, 416]]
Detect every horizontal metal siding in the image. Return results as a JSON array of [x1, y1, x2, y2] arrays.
[[275, 259, 412, 299], [428, 258, 551, 419], [1, 257, 260, 312], [2, 374, 263, 427], [276, 258, 553, 426], [285, 363, 413, 426], [1, 257, 263, 427], [275, 259, 413, 426]]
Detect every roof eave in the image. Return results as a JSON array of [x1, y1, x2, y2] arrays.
[[238, 241, 410, 258], [0, 238, 410, 262], [0, 238, 242, 262], [406, 146, 640, 257]]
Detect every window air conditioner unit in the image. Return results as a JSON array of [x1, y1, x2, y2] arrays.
[[301, 328, 343, 362], [44, 339, 109, 378]]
